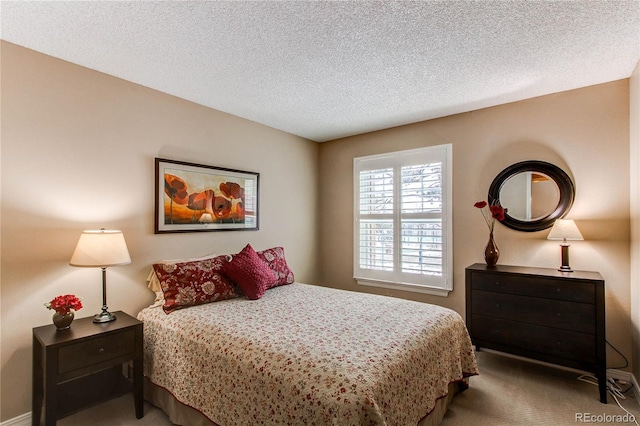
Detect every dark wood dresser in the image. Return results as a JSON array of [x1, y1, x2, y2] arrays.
[[465, 263, 606, 403]]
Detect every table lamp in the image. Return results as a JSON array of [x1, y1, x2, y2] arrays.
[[547, 219, 583, 272], [70, 229, 131, 322]]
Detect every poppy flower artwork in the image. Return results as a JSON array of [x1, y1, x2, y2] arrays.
[[155, 158, 259, 233]]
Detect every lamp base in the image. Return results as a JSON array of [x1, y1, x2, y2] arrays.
[[93, 310, 116, 323], [558, 243, 574, 273]]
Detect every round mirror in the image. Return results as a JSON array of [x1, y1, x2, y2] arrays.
[[488, 161, 574, 232]]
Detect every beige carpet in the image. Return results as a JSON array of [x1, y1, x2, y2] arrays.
[[443, 351, 640, 425], [58, 350, 640, 426]]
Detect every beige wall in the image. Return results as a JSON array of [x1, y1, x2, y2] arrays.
[[630, 60, 640, 382], [0, 42, 320, 421], [319, 80, 632, 371], [0, 39, 635, 422]]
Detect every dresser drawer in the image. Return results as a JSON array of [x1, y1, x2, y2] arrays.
[[58, 329, 136, 374], [471, 290, 595, 334], [469, 271, 594, 303], [472, 315, 596, 363]]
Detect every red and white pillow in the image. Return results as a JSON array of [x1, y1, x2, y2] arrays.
[[257, 246, 295, 288], [152, 255, 240, 313], [147, 254, 219, 305]]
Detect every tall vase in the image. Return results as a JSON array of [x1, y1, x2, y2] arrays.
[[52, 310, 74, 331], [484, 232, 500, 266]]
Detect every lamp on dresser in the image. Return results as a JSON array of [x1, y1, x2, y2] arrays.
[[547, 219, 583, 272], [69, 228, 131, 323]]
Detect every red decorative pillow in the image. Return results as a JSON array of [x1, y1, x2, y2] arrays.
[[223, 244, 276, 300], [153, 255, 240, 313], [257, 246, 295, 288]]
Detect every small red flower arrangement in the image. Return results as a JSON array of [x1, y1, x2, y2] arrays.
[[44, 294, 83, 315], [474, 201, 507, 233]]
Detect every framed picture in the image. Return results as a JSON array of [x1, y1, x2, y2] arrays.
[[155, 158, 259, 233]]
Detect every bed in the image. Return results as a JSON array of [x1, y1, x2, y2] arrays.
[[138, 246, 478, 425]]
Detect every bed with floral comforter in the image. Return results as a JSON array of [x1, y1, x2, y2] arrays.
[[138, 282, 478, 425]]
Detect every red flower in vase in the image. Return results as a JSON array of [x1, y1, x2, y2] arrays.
[[45, 294, 83, 315], [474, 201, 507, 232]]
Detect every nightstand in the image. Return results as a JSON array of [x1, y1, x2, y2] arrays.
[[32, 311, 143, 426]]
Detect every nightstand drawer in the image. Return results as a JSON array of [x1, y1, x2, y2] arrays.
[[470, 271, 595, 303], [471, 290, 595, 333], [58, 329, 135, 374]]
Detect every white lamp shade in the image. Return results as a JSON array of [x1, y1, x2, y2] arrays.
[[70, 229, 131, 267], [547, 219, 584, 241]]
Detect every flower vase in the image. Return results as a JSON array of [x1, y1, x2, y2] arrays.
[[484, 232, 500, 266], [52, 310, 74, 330]]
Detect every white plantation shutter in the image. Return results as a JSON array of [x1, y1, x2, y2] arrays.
[[354, 145, 452, 295], [358, 167, 394, 271], [400, 163, 443, 275]]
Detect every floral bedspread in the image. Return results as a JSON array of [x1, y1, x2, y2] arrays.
[[138, 283, 478, 426]]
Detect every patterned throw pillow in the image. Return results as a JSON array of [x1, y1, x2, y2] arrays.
[[223, 244, 276, 300], [153, 255, 240, 313], [257, 246, 295, 288]]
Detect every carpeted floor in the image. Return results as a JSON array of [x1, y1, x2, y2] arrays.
[[58, 350, 640, 426], [442, 351, 640, 425]]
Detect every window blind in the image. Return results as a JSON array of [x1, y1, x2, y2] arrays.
[[353, 145, 452, 295]]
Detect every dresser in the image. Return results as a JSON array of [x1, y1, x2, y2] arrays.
[[465, 263, 606, 403], [32, 311, 143, 425]]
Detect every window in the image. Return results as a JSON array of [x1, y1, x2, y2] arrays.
[[353, 144, 452, 296]]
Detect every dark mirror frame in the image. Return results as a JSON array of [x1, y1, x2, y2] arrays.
[[488, 160, 575, 232]]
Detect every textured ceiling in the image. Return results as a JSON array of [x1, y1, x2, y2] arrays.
[[1, 1, 639, 142]]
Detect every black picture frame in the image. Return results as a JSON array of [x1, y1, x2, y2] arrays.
[[155, 158, 259, 233]]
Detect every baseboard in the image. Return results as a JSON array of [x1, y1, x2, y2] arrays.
[[476, 348, 590, 376], [606, 368, 640, 407], [632, 371, 640, 408], [607, 368, 633, 383], [0, 412, 30, 426]]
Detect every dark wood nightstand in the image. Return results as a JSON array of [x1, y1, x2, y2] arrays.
[[465, 263, 606, 403], [32, 311, 143, 426]]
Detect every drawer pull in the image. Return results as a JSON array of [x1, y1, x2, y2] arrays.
[[98, 348, 105, 354], [495, 304, 500, 308], [556, 288, 562, 293], [556, 312, 562, 317], [494, 281, 500, 286]]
